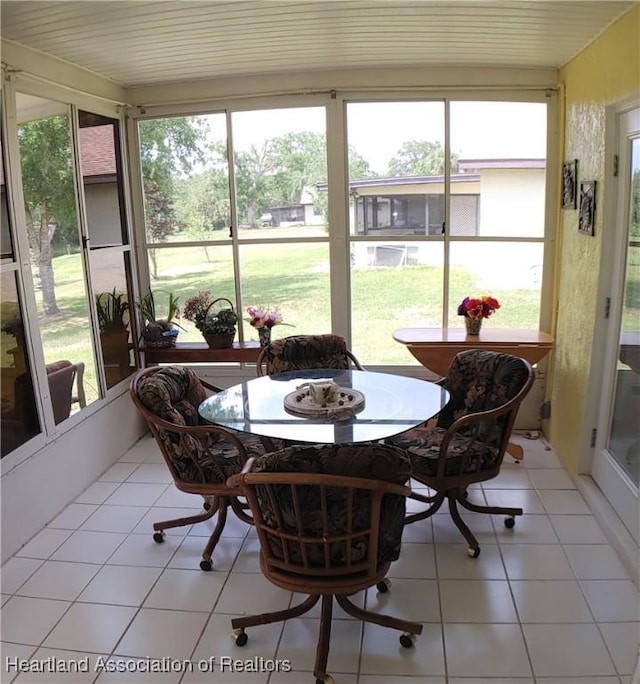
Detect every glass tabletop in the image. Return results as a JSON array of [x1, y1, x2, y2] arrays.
[[198, 368, 449, 444]]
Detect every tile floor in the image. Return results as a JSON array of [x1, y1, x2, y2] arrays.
[[1, 433, 639, 684]]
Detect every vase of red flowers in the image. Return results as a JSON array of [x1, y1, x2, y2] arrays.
[[457, 296, 500, 335]]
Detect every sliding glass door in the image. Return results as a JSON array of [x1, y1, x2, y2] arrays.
[[592, 106, 640, 544]]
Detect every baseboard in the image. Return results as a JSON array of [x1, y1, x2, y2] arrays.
[[576, 474, 639, 589]]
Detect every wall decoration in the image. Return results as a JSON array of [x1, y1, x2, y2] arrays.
[[562, 159, 578, 209], [578, 180, 597, 235]]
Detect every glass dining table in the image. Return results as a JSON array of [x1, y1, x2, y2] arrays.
[[198, 368, 449, 445]]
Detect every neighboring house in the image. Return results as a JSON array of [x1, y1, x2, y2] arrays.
[[318, 159, 545, 271], [79, 124, 122, 248], [267, 185, 324, 227]]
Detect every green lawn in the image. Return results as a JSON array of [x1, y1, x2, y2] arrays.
[[32, 231, 546, 396]]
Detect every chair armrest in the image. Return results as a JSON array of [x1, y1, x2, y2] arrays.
[[200, 378, 224, 393], [227, 457, 257, 487], [347, 350, 365, 371], [72, 361, 86, 408]]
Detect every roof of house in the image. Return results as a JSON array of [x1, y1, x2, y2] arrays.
[[317, 173, 480, 191], [79, 126, 117, 178], [458, 158, 546, 170]]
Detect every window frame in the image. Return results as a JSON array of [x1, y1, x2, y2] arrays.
[[1, 72, 139, 472], [128, 88, 557, 365]]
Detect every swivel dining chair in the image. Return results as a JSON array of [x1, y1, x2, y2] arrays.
[[256, 333, 364, 376], [387, 349, 534, 558], [228, 443, 422, 684], [130, 365, 265, 570]]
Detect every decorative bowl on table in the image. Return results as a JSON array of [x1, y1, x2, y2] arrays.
[[283, 380, 365, 418]]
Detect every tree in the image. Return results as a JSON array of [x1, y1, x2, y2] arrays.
[[387, 140, 459, 176], [268, 132, 327, 206], [18, 115, 77, 316], [631, 170, 640, 237], [138, 117, 208, 276], [175, 167, 231, 260], [234, 141, 278, 228]]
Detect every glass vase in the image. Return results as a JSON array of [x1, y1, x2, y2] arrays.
[[258, 326, 271, 347], [465, 317, 482, 335]]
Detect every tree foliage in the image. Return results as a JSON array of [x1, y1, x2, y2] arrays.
[[387, 140, 459, 176], [138, 116, 207, 276], [18, 115, 78, 315], [631, 170, 640, 237], [138, 117, 206, 238], [176, 132, 375, 229]]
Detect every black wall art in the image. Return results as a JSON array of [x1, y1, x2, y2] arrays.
[[562, 159, 578, 209], [578, 180, 597, 235]]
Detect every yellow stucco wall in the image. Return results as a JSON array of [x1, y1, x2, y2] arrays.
[[549, 6, 639, 474]]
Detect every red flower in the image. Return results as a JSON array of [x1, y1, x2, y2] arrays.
[[458, 295, 500, 320]]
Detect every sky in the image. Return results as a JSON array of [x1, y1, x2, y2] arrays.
[[227, 100, 547, 174]]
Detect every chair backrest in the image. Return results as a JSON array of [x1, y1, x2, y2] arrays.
[[10, 360, 84, 433], [437, 349, 534, 450], [256, 334, 364, 376], [229, 444, 411, 583], [130, 365, 245, 486]]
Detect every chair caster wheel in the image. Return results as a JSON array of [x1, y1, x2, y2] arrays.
[[376, 578, 391, 593], [399, 632, 416, 648], [232, 628, 248, 646], [199, 559, 212, 571], [153, 532, 164, 543], [467, 546, 480, 558], [505, 517, 516, 529], [316, 676, 335, 684]]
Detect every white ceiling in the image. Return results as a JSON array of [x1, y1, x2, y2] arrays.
[[1, 1, 636, 88]]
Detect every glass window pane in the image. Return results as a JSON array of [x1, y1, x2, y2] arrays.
[[238, 243, 331, 341], [351, 241, 445, 364], [347, 101, 446, 237], [91, 248, 135, 388], [17, 94, 99, 410], [231, 107, 327, 238], [609, 136, 640, 485], [1, 118, 14, 262], [79, 111, 127, 246], [450, 102, 547, 237], [448, 242, 543, 328], [148, 245, 235, 343], [138, 114, 229, 252], [1, 272, 41, 456]]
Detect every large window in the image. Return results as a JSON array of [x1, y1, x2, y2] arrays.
[[347, 99, 546, 363], [1, 118, 42, 456], [1, 89, 135, 460], [136, 96, 548, 365], [138, 107, 331, 342]]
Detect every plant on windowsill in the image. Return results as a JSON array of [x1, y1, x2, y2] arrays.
[[95, 288, 131, 368], [137, 289, 182, 348], [183, 291, 238, 349]]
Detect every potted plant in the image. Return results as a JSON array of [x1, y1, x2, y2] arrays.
[[183, 291, 238, 348], [137, 289, 182, 348], [95, 289, 131, 368]]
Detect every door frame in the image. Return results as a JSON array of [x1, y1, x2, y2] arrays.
[[587, 98, 639, 545]]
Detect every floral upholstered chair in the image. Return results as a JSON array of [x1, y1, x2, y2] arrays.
[[227, 443, 422, 684], [387, 349, 534, 558], [256, 333, 363, 376], [130, 365, 266, 570]]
